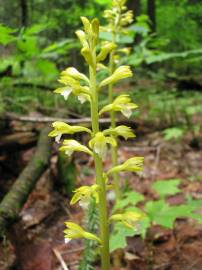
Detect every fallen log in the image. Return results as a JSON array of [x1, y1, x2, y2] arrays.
[[1, 112, 138, 129], [0, 132, 37, 152], [0, 125, 52, 237]]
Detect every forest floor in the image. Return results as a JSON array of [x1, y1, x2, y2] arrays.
[[0, 124, 202, 270]]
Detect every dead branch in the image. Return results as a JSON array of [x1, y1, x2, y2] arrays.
[[1, 112, 137, 128], [0, 132, 37, 152]]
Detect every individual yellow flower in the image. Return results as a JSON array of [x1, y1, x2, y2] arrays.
[[70, 184, 100, 209], [48, 121, 91, 143], [107, 157, 144, 175], [89, 132, 117, 157], [110, 210, 144, 229], [60, 140, 93, 156], [103, 125, 135, 140], [64, 222, 101, 243], [99, 94, 138, 118]]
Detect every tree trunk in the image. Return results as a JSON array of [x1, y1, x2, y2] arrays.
[[127, 0, 141, 18], [147, 0, 156, 32], [20, 0, 28, 27], [0, 125, 52, 237]]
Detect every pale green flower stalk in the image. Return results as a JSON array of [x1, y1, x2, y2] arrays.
[[49, 13, 144, 270], [102, 0, 134, 200]]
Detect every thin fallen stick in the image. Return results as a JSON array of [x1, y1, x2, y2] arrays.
[[122, 146, 158, 152], [2, 112, 137, 126], [53, 248, 69, 270], [60, 246, 84, 255]]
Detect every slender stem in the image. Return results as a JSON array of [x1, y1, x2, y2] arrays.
[[108, 31, 121, 200], [89, 49, 110, 270]]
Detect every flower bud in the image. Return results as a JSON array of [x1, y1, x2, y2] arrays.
[[91, 18, 100, 39], [97, 42, 117, 62], [81, 47, 94, 67], [62, 67, 89, 83], [81, 16, 91, 33], [75, 30, 88, 48]]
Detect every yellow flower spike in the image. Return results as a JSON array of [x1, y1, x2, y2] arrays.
[[97, 42, 117, 62], [64, 221, 101, 244], [48, 121, 92, 143], [59, 139, 93, 157], [109, 210, 144, 229], [89, 132, 117, 158], [99, 94, 138, 118], [107, 157, 144, 175], [75, 30, 89, 48], [99, 66, 132, 88], [62, 67, 89, 84], [70, 184, 100, 208], [103, 125, 135, 140], [81, 17, 91, 33]]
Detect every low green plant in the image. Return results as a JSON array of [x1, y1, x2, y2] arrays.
[[110, 178, 202, 252], [48, 6, 144, 269]]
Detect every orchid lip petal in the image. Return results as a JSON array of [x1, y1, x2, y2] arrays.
[[122, 108, 132, 118], [55, 133, 62, 143], [78, 95, 86, 104], [65, 150, 73, 156], [64, 238, 71, 244], [61, 89, 71, 100]]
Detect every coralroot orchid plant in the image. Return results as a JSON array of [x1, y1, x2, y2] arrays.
[[48, 1, 144, 269]]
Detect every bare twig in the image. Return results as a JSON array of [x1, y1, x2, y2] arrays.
[[53, 248, 69, 270], [61, 246, 84, 255], [1, 112, 137, 126]]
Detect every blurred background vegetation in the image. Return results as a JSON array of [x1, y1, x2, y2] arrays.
[[0, 0, 202, 142]]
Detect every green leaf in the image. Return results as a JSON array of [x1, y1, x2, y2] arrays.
[[17, 36, 40, 57], [35, 59, 59, 80], [163, 127, 185, 141], [114, 191, 144, 210], [24, 24, 46, 35], [145, 200, 197, 229], [110, 223, 136, 252], [152, 179, 181, 198], [0, 24, 16, 45], [145, 200, 176, 228]]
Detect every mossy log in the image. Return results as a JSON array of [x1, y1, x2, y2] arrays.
[[0, 125, 52, 237]]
